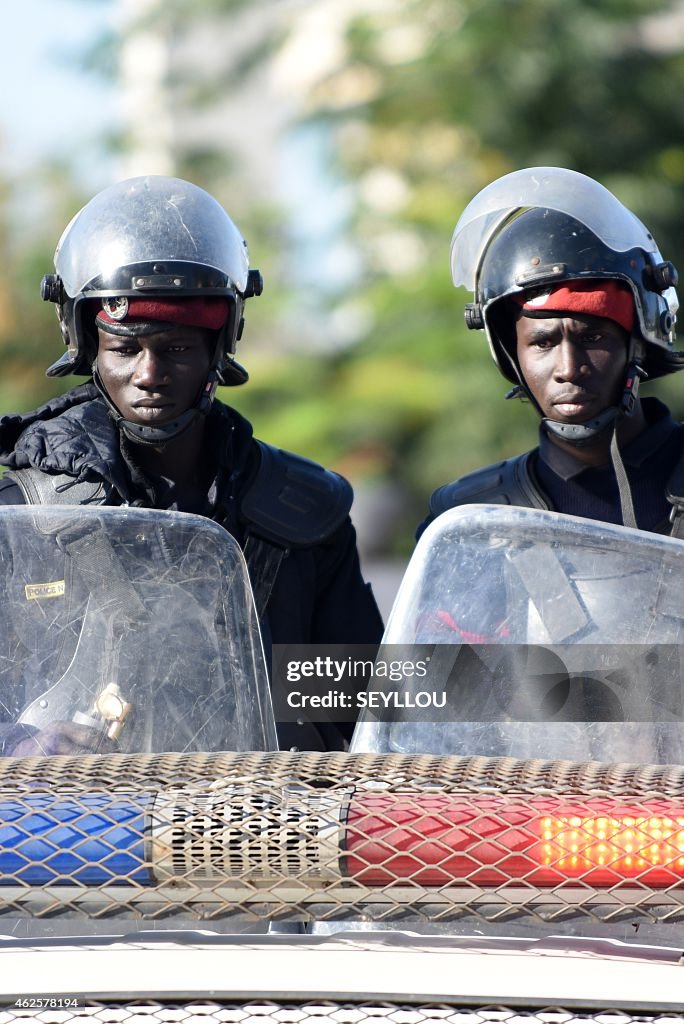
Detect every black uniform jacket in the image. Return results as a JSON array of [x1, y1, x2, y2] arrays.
[[0, 384, 384, 749]]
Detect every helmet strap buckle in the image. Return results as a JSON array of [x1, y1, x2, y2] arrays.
[[620, 360, 647, 417], [504, 384, 528, 402]]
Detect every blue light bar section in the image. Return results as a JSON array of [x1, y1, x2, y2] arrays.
[[0, 793, 152, 885]]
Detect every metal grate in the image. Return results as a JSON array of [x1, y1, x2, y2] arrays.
[[1, 752, 684, 922], [1, 1002, 684, 1024]]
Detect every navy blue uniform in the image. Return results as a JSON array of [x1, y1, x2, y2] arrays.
[[419, 398, 684, 539]]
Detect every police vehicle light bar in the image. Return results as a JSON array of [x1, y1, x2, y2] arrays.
[[2, 789, 684, 893]]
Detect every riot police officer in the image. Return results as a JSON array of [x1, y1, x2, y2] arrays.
[[0, 176, 383, 751], [420, 167, 684, 537]]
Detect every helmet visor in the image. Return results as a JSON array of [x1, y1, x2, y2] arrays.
[[451, 167, 659, 291], [56, 176, 250, 296]]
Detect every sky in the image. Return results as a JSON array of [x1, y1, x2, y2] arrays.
[[0, 0, 355, 289], [1, 0, 117, 187]]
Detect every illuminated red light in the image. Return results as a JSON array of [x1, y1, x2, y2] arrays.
[[540, 813, 684, 884], [344, 794, 684, 888]]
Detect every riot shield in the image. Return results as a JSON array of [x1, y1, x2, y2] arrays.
[[353, 505, 684, 763], [0, 505, 276, 755]]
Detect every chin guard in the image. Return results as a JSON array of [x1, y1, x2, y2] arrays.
[[541, 406, 621, 447], [539, 362, 646, 450], [92, 367, 219, 448], [119, 409, 203, 447]]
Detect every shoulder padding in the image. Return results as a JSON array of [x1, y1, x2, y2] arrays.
[[239, 440, 353, 547], [5, 467, 108, 506], [430, 451, 549, 517]]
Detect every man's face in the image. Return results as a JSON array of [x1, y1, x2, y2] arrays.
[[96, 326, 213, 426], [515, 313, 629, 423]]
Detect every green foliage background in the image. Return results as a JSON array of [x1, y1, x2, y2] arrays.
[[3, 0, 684, 553]]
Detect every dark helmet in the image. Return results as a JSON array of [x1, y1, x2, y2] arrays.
[[41, 175, 263, 386], [451, 167, 682, 384]]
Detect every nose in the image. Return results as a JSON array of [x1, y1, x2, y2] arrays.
[[553, 339, 589, 383], [133, 349, 168, 388]]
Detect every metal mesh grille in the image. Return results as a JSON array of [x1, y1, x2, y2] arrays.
[[1, 752, 684, 922], [1, 1002, 683, 1024]]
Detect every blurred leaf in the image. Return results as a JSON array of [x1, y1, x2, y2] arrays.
[[7, 0, 684, 559]]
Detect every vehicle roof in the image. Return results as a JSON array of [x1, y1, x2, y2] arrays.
[[1, 933, 683, 1010]]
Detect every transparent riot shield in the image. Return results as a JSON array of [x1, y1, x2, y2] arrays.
[[0, 505, 276, 755], [353, 505, 684, 763]]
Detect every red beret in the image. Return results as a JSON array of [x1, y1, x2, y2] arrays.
[[514, 279, 635, 334], [97, 296, 229, 331]]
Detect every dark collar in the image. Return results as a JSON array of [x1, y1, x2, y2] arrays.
[[538, 398, 679, 481], [1, 385, 256, 510]]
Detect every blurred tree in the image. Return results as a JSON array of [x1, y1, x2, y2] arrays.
[[9, 0, 684, 558], [255, 0, 684, 552], [0, 162, 89, 412], [135, 0, 684, 553]]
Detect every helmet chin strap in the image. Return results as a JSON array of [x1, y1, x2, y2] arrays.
[[541, 404, 620, 447], [543, 405, 637, 528], [92, 364, 218, 448], [515, 360, 646, 529], [540, 359, 645, 449]]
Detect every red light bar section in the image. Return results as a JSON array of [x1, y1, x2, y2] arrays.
[[344, 794, 684, 888], [541, 813, 684, 883]]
